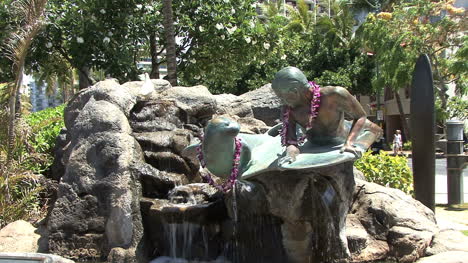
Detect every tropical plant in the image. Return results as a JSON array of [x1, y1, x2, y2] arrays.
[[0, 164, 43, 228], [3, 0, 47, 162], [355, 151, 413, 194], [285, 0, 313, 33], [358, 0, 467, 139]]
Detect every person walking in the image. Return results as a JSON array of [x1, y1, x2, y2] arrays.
[[393, 130, 403, 156]]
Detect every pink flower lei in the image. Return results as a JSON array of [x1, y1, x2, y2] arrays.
[[280, 81, 321, 146], [196, 137, 242, 192]]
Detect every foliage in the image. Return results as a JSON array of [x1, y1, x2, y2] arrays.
[[29, 0, 152, 83], [0, 104, 64, 174], [2, 0, 377, 95], [355, 151, 413, 194], [25, 104, 65, 154], [358, 0, 467, 100], [0, 160, 43, 228], [403, 141, 412, 151], [177, 0, 374, 94], [436, 96, 468, 123]]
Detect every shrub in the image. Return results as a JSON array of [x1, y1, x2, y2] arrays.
[[23, 104, 65, 173], [355, 151, 413, 194], [0, 105, 64, 227], [25, 104, 65, 154], [0, 158, 43, 228], [403, 141, 412, 151]]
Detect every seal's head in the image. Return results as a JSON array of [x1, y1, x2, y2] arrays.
[[272, 66, 310, 107], [204, 116, 240, 139]]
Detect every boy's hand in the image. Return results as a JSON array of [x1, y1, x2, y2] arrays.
[[340, 143, 362, 158], [279, 145, 300, 166]]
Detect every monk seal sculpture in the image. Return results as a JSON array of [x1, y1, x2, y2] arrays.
[[184, 116, 254, 179]]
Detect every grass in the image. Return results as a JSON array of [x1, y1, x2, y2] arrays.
[[462, 230, 468, 236]]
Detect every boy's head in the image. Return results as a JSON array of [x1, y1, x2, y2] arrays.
[[272, 66, 310, 107]]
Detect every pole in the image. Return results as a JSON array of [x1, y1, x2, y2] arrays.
[[446, 120, 466, 205]]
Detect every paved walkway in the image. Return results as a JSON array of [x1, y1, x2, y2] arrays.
[[379, 151, 468, 230], [401, 151, 468, 231]]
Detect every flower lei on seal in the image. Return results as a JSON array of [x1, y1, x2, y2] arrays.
[[280, 81, 321, 146], [196, 137, 242, 192]]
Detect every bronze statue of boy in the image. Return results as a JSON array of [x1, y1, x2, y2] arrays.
[[272, 66, 382, 165]]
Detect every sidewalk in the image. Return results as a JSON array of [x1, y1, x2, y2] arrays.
[[435, 205, 468, 231], [382, 150, 468, 231]]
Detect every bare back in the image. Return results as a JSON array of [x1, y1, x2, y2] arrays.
[[288, 86, 366, 144]]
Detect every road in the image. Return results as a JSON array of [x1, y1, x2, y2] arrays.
[[407, 157, 468, 204]]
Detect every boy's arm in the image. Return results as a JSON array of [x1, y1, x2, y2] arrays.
[[337, 88, 367, 156], [279, 108, 300, 165]]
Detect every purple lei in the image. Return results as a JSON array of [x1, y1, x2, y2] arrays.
[[196, 137, 242, 192], [280, 81, 321, 146]]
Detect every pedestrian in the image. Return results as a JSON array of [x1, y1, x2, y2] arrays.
[[393, 130, 403, 156]]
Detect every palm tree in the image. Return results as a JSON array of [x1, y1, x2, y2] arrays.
[[3, 0, 47, 161], [315, 0, 355, 48], [37, 54, 75, 103], [162, 0, 177, 86], [285, 0, 314, 33]]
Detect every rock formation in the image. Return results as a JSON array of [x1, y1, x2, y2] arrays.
[[42, 78, 461, 263]]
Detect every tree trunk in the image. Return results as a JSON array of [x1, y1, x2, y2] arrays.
[[15, 86, 21, 117], [149, 32, 160, 79], [78, 66, 92, 90], [7, 69, 23, 162], [7, 95, 16, 162], [394, 89, 411, 141], [162, 0, 177, 86]]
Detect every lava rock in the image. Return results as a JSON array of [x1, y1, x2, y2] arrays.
[[214, 93, 253, 117], [240, 83, 282, 126], [349, 178, 438, 263], [161, 85, 217, 120]]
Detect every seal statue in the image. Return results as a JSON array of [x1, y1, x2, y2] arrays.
[[183, 116, 256, 179]]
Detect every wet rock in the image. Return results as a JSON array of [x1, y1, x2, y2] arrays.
[[133, 130, 193, 154], [0, 220, 40, 253], [140, 195, 226, 261], [140, 197, 225, 225], [233, 162, 356, 263], [145, 151, 197, 176], [346, 214, 390, 263], [346, 214, 369, 255], [135, 163, 189, 198], [168, 183, 222, 204], [240, 83, 282, 126], [425, 229, 468, 256]]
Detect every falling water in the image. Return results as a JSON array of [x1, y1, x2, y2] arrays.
[[164, 222, 199, 259]]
